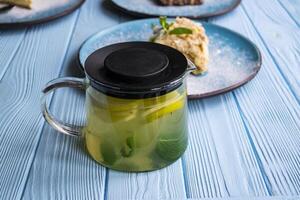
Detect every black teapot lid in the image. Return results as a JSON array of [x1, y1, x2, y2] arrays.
[[84, 42, 187, 99]]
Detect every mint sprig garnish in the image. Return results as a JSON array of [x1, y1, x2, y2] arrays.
[[159, 16, 174, 31], [169, 27, 193, 35], [159, 16, 169, 31], [150, 17, 193, 42]]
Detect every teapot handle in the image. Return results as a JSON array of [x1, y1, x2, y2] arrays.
[[41, 77, 86, 137]]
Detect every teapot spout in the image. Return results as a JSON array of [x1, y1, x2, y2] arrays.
[[186, 59, 197, 73]]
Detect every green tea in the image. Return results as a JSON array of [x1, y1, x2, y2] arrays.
[[83, 85, 188, 172]]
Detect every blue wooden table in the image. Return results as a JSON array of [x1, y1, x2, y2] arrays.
[[0, 0, 299, 199]]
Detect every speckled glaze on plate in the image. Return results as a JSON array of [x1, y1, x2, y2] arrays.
[[0, 0, 84, 28], [111, 0, 241, 18], [79, 18, 261, 99]]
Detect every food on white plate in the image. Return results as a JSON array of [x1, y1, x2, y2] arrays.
[[159, 0, 203, 6], [151, 17, 209, 75], [0, 0, 31, 9]]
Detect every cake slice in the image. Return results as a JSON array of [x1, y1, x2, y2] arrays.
[[159, 0, 203, 6], [0, 0, 32, 8]]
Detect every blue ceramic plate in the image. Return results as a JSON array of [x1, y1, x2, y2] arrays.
[[0, 0, 84, 28], [111, 0, 240, 18], [79, 19, 261, 99]]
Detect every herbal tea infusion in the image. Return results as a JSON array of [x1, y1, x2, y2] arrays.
[[84, 84, 188, 171]]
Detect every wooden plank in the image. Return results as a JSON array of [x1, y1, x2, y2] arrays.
[[0, 14, 78, 200], [276, 0, 300, 27], [0, 29, 26, 80], [184, 94, 269, 198], [179, 7, 271, 199], [106, 160, 186, 199], [201, 94, 270, 196], [188, 197, 300, 200], [242, 0, 298, 29], [22, 90, 107, 200], [211, 2, 300, 196], [56, 0, 121, 78], [240, 0, 300, 103], [22, 0, 120, 199]]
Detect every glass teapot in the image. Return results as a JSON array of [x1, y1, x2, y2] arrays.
[[41, 42, 196, 172]]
